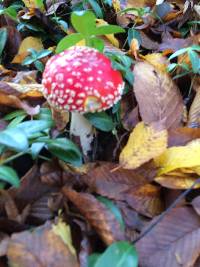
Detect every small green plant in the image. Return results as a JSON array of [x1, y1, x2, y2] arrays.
[[0, 108, 83, 188], [56, 10, 125, 53], [168, 45, 200, 78], [22, 48, 52, 72]]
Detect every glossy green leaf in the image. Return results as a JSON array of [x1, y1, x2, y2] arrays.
[[92, 25, 125, 35], [37, 49, 52, 59], [0, 166, 20, 187], [89, 37, 104, 52], [0, 128, 28, 151], [0, 28, 7, 58], [88, 254, 101, 267], [71, 11, 96, 37], [4, 110, 26, 121], [88, 0, 103, 18], [85, 112, 114, 132], [16, 120, 53, 138], [56, 33, 83, 53], [92, 241, 138, 267], [97, 196, 125, 230], [188, 50, 200, 73], [35, 108, 52, 121], [46, 138, 82, 166], [7, 115, 27, 129], [30, 142, 45, 159], [34, 60, 44, 72]]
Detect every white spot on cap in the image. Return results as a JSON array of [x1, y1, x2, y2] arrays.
[[97, 77, 102, 82], [87, 77, 94, 82], [76, 99, 83, 105], [67, 78, 73, 85], [58, 98, 65, 104], [67, 67, 71, 71], [67, 98, 74, 104], [59, 83, 65, 88], [106, 81, 114, 88], [98, 70, 103, 75], [74, 83, 82, 88], [83, 67, 92, 73], [56, 73, 64, 82], [78, 93, 86, 98], [73, 61, 82, 67]]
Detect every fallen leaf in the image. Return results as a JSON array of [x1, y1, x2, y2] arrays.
[[62, 187, 125, 245], [168, 128, 200, 147], [188, 90, 200, 128], [120, 121, 168, 169], [12, 36, 43, 64], [6, 220, 79, 267], [155, 139, 200, 175], [133, 61, 183, 129], [126, 184, 164, 217], [136, 207, 200, 267]]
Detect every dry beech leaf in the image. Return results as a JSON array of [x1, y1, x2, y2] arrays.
[[62, 187, 125, 245], [133, 61, 183, 129], [168, 128, 200, 147], [136, 207, 200, 267], [120, 121, 168, 169], [126, 0, 156, 8], [126, 184, 164, 218], [188, 90, 200, 128], [83, 161, 157, 200], [155, 139, 200, 175], [6, 221, 79, 267], [12, 36, 43, 64]]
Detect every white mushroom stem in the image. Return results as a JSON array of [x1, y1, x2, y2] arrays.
[[70, 112, 95, 157]]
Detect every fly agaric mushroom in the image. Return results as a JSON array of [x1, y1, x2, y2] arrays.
[[42, 46, 124, 156]]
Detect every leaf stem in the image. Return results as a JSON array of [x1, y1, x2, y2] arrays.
[[0, 150, 30, 165]]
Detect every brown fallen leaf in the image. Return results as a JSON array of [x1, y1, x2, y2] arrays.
[[82, 161, 157, 201], [126, 184, 164, 218], [188, 90, 200, 128], [168, 128, 200, 147], [136, 207, 200, 267], [119, 121, 168, 169], [6, 220, 79, 267], [133, 61, 183, 129], [62, 187, 125, 245]]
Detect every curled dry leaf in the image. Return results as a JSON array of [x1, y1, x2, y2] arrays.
[[133, 61, 183, 129], [119, 121, 168, 169], [62, 187, 125, 245], [155, 139, 200, 175], [136, 207, 200, 267], [155, 171, 200, 189], [6, 221, 79, 267]]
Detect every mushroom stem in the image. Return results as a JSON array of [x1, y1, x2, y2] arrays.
[[70, 112, 95, 157]]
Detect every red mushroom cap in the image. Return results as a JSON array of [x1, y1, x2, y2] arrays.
[[42, 46, 124, 113]]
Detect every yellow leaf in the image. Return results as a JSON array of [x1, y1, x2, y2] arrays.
[[155, 139, 200, 175], [12, 36, 43, 64], [119, 121, 168, 169], [96, 19, 119, 48], [22, 0, 44, 10]]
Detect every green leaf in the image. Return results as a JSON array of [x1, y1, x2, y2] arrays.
[[56, 33, 83, 53], [22, 56, 35, 65], [92, 25, 125, 35], [16, 120, 53, 138], [71, 11, 96, 37], [45, 138, 82, 166], [84, 112, 114, 132], [128, 28, 141, 46], [89, 37, 104, 52], [169, 47, 190, 60], [4, 6, 17, 20], [4, 110, 27, 121], [88, 254, 101, 267], [0, 28, 7, 58], [93, 241, 138, 267], [0, 128, 28, 151], [88, 0, 104, 18], [97, 196, 125, 230], [188, 50, 200, 73], [34, 60, 44, 72], [35, 108, 52, 121], [7, 115, 27, 129], [37, 49, 52, 59], [30, 142, 45, 159], [0, 166, 20, 187]]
